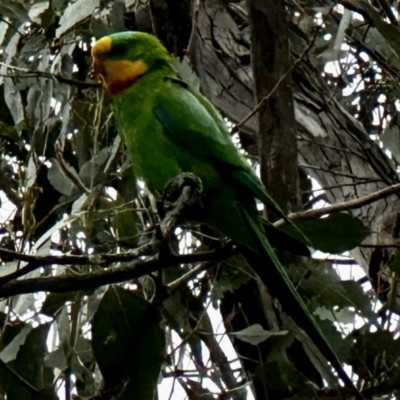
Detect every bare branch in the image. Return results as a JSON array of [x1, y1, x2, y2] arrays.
[[274, 182, 400, 228], [0, 245, 234, 297], [0, 62, 100, 89]]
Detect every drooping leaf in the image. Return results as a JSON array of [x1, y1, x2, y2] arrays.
[[78, 146, 110, 188], [47, 158, 76, 197], [56, 0, 100, 37], [6, 323, 54, 400], [316, 318, 352, 363], [108, 192, 139, 246], [56, 306, 70, 347], [283, 316, 338, 388], [256, 353, 317, 398], [210, 254, 252, 304], [92, 286, 165, 400], [347, 330, 400, 384], [32, 388, 58, 400], [231, 324, 288, 345], [283, 213, 369, 254], [0, 325, 32, 363], [288, 258, 373, 318], [40, 292, 77, 317], [43, 346, 66, 370]]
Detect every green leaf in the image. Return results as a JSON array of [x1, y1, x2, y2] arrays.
[[47, 158, 76, 197], [6, 324, 54, 400], [316, 319, 352, 362], [340, 280, 374, 318], [256, 353, 317, 398], [56, 306, 70, 347], [388, 251, 400, 274], [40, 292, 77, 317], [210, 254, 252, 303], [44, 347, 66, 370], [32, 388, 58, 400], [347, 330, 400, 381], [283, 316, 338, 387], [92, 286, 165, 400], [109, 192, 140, 246], [78, 146, 110, 188], [283, 213, 369, 254], [0, 325, 32, 363], [288, 259, 373, 319]]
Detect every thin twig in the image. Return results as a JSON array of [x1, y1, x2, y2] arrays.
[[308, 180, 383, 192], [0, 62, 100, 89], [298, 136, 368, 160], [167, 262, 209, 290], [300, 163, 383, 181], [274, 181, 400, 228]]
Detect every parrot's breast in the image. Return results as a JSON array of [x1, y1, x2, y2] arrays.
[[113, 82, 221, 196]]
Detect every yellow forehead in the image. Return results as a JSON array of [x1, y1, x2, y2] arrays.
[[92, 36, 112, 57]]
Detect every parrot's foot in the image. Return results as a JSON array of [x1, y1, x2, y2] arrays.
[[160, 172, 203, 238]]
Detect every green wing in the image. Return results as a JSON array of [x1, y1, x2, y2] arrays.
[[154, 78, 281, 205], [153, 77, 301, 219], [154, 78, 247, 169]]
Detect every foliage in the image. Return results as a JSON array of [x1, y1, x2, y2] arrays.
[[0, 0, 397, 399]]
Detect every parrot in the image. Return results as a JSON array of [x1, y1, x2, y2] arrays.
[[91, 31, 363, 399]]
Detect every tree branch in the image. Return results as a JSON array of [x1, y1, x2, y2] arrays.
[[274, 182, 400, 228], [0, 246, 234, 297], [0, 62, 100, 89]]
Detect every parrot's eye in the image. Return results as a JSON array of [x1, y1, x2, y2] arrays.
[[107, 43, 127, 58]]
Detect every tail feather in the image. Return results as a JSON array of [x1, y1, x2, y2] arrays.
[[240, 206, 364, 400]]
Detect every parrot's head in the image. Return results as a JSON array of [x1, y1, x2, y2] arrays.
[[92, 31, 172, 95]]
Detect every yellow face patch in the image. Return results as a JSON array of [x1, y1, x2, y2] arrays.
[[91, 36, 112, 59], [92, 37, 149, 95]]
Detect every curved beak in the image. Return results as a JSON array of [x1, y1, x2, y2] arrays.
[[91, 57, 107, 88]]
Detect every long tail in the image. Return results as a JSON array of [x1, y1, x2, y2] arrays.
[[240, 207, 364, 400]]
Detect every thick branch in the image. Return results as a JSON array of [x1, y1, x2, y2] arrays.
[[249, 0, 301, 216], [0, 246, 234, 297]]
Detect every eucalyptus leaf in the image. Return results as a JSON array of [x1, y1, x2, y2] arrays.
[[56, 306, 70, 347], [47, 158, 75, 197], [56, 0, 100, 37], [8, 324, 54, 398], [0, 325, 32, 363], [284, 214, 369, 254], [92, 286, 165, 400], [44, 346, 66, 370], [231, 324, 288, 345]]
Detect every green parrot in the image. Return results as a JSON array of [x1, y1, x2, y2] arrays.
[[92, 31, 363, 399]]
